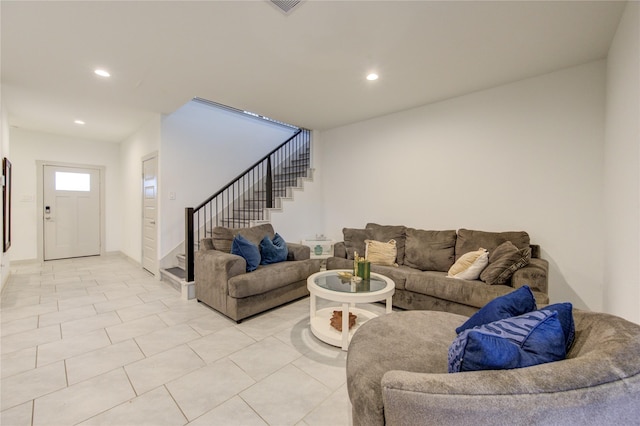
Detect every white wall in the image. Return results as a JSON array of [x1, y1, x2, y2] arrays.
[[159, 101, 297, 260], [10, 128, 121, 261], [603, 1, 640, 323], [119, 114, 161, 263], [0, 101, 10, 291], [318, 61, 606, 311]]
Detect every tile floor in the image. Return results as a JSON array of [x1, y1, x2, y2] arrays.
[[0, 255, 381, 425]]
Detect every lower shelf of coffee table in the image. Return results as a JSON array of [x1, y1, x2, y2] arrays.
[[309, 307, 379, 349]]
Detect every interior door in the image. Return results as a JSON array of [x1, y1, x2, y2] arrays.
[[142, 156, 158, 275], [43, 165, 101, 260]]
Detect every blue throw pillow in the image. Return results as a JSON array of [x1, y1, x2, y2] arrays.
[[231, 234, 261, 272], [448, 309, 566, 373], [455, 285, 537, 334], [542, 302, 575, 351], [259, 233, 288, 265]]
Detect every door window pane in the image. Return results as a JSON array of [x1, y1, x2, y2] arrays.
[[55, 172, 90, 191]]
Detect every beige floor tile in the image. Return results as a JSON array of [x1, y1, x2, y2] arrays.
[[167, 358, 255, 421], [188, 326, 256, 364], [240, 364, 332, 425], [32, 368, 136, 426], [105, 314, 168, 343], [1, 315, 38, 337], [0, 361, 66, 410], [61, 311, 122, 338], [66, 339, 145, 385], [37, 328, 111, 367], [94, 295, 144, 313], [0, 302, 58, 324], [187, 311, 235, 336], [292, 349, 348, 391], [0, 294, 42, 309], [230, 336, 302, 381], [125, 345, 205, 395], [135, 323, 201, 357], [58, 293, 108, 311], [1, 346, 37, 378], [0, 324, 60, 355], [116, 300, 168, 322], [187, 396, 266, 426], [236, 311, 298, 341], [38, 304, 97, 327], [302, 383, 352, 426], [0, 401, 33, 426], [78, 386, 187, 426], [156, 302, 212, 326]]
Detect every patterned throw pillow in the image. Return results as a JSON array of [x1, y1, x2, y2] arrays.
[[448, 309, 566, 373], [480, 241, 531, 285], [364, 239, 398, 266]]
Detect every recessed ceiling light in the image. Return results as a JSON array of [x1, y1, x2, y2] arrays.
[[94, 69, 110, 78], [366, 73, 379, 81], [74, 120, 85, 125]]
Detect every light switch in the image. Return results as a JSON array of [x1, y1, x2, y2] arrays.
[[169, 192, 176, 200]]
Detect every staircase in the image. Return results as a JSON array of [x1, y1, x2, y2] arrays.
[[160, 129, 312, 295]]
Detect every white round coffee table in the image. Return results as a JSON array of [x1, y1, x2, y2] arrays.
[[307, 269, 395, 351]]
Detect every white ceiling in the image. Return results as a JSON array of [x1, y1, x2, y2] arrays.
[[1, 0, 626, 143]]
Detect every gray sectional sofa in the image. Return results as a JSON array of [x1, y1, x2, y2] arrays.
[[195, 223, 321, 321], [327, 224, 549, 316]]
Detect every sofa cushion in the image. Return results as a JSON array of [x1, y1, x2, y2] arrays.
[[404, 271, 525, 309], [213, 223, 275, 253], [447, 249, 488, 280], [455, 229, 530, 261], [343, 228, 373, 260], [480, 241, 531, 285], [228, 260, 315, 298], [231, 234, 261, 272], [365, 239, 398, 266], [455, 285, 537, 334], [448, 309, 566, 373], [366, 223, 407, 265], [260, 233, 288, 265], [404, 229, 456, 272]]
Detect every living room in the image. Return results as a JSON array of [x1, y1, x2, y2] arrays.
[[1, 1, 639, 424]]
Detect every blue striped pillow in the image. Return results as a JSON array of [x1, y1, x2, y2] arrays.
[[448, 309, 566, 373]]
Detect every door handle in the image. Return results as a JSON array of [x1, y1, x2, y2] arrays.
[[150, 221, 155, 225]]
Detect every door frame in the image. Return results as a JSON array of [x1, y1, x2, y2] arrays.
[[36, 161, 106, 262], [141, 152, 159, 277]]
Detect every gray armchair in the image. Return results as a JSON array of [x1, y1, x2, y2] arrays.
[[195, 223, 321, 321], [347, 309, 640, 425]]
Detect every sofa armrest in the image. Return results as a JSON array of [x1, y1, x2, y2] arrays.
[[333, 241, 347, 258], [286, 242, 310, 261], [195, 249, 246, 312], [511, 257, 549, 295]]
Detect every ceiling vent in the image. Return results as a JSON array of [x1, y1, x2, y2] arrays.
[[269, 0, 303, 15]]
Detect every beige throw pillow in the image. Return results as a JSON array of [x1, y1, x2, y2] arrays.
[[365, 239, 398, 266], [448, 248, 489, 280]]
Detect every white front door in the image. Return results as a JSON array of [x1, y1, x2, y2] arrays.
[[43, 165, 101, 260], [142, 156, 158, 275]]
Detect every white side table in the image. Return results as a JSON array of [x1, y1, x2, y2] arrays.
[[307, 269, 395, 351], [301, 240, 334, 269]]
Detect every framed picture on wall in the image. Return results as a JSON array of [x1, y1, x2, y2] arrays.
[[3, 157, 11, 252]]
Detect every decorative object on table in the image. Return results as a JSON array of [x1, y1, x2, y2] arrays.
[[330, 310, 357, 331], [337, 271, 353, 282], [357, 259, 371, 281]]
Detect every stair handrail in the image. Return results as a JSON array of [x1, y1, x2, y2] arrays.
[[194, 129, 302, 211], [185, 128, 311, 282]]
